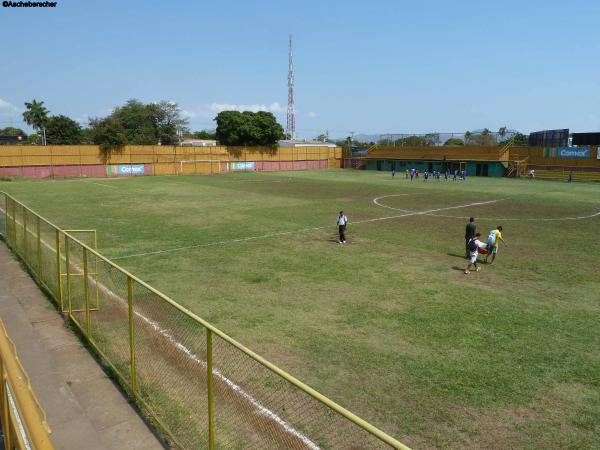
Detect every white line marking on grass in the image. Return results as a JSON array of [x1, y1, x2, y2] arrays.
[[236, 180, 284, 183], [372, 194, 600, 221], [0, 206, 321, 450], [78, 180, 118, 188], [424, 210, 600, 221], [110, 199, 499, 261], [372, 194, 418, 212]]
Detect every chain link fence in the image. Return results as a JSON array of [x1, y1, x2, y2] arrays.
[[0, 192, 409, 450], [360, 131, 518, 147]]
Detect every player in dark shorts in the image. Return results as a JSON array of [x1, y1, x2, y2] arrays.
[[465, 217, 476, 258]]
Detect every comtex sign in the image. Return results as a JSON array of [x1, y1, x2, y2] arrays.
[[558, 148, 589, 158], [106, 164, 146, 175]]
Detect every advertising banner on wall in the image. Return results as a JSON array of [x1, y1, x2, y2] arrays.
[[229, 162, 256, 171], [106, 164, 146, 175], [557, 148, 590, 158]]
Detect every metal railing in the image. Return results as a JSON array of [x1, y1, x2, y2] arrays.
[[0, 319, 54, 450], [0, 192, 409, 450]]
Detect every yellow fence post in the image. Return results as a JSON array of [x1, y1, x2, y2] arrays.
[[3, 194, 8, 244], [37, 216, 42, 277], [12, 200, 16, 251], [55, 229, 63, 312], [83, 246, 91, 338], [65, 235, 72, 315], [93, 230, 100, 309], [127, 277, 137, 402], [1, 370, 13, 450], [207, 329, 215, 450], [23, 206, 28, 261], [0, 359, 10, 449]]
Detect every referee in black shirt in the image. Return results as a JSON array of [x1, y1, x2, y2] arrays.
[[465, 217, 476, 258]]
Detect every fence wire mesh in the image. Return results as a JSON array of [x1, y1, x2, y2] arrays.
[[0, 192, 406, 450]]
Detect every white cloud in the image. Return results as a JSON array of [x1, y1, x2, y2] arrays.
[[306, 111, 317, 118], [0, 99, 19, 111], [181, 110, 197, 119], [208, 101, 284, 114]]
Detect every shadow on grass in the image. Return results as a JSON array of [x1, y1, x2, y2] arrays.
[[448, 252, 469, 259]]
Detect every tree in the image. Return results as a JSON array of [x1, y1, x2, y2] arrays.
[[215, 111, 284, 146], [108, 99, 188, 145], [89, 116, 127, 159], [444, 138, 464, 146], [424, 133, 441, 146], [191, 130, 216, 140], [512, 132, 528, 145], [476, 128, 496, 146], [393, 135, 429, 146], [464, 129, 496, 146], [0, 127, 27, 137], [111, 99, 159, 145], [498, 126, 507, 141], [80, 128, 94, 144], [498, 132, 527, 146], [45, 115, 82, 144], [464, 131, 472, 145], [22, 100, 49, 144], [0, 127, 27, 145], [315, 133, 332, 143]]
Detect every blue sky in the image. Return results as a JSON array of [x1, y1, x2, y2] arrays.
[[1, 0, 599, 139]]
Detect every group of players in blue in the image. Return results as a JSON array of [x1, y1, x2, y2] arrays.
[[391, 167, 467, 181]]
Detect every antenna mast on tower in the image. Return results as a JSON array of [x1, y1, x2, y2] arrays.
[[286, 34, 296, 140]]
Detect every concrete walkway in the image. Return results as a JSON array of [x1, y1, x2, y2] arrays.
[[0, 243, 165, 450]]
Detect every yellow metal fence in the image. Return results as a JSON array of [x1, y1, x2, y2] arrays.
[[0, 319, 54, 450], [0, 192, 409, 450]]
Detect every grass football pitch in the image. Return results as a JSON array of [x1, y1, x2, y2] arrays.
[[1, 170, 599, 449]]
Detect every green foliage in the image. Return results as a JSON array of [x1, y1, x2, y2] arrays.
[[464, 129, 497, 146], [443, 138, 464, 146], [512, 132, 528, 145], [79, 128, 94, 144], [26, 133, 40, 144], [45, 115, 82, 144], [190, 130, 217, 140], [89, 116, 127, 160], [215, 111, 284, 146], [314, 134, 332, 143], [92, 99, 189, 147], [388, 134, 441, 146], [498, 132, 528, 147], [22, 99, 49, 133], [0, 127, 27, 137]]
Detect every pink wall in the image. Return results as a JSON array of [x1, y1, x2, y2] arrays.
[[0, 164, 153, 179], [0, 160, 328, 179]]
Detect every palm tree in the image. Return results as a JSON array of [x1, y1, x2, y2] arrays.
[[464, 131, 472, 146], [22, 100, 49, 145]]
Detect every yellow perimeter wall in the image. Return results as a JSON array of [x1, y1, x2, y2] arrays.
[[364, 146, 600, 169], [0, 145, 343, 174]]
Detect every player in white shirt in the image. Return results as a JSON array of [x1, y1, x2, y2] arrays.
[[336, 211, 348, 244], [464, 233, 488, 274]]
